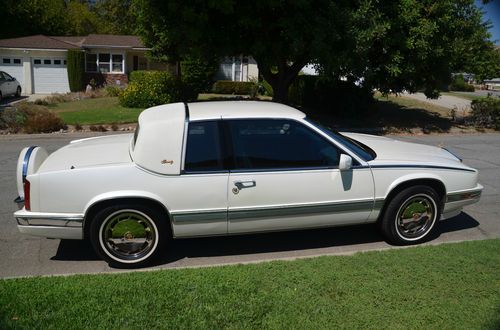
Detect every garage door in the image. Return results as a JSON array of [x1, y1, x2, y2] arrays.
[[0, 57, 24, 90], [33, 58, 70, 94]]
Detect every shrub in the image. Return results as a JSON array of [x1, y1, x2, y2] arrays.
[[119, 71, 182, 108], [288, 76, 374, 116], [67, 49, 85, 92], [0, 107, 25, 132], [0, 102, 66, 133], [74, 123, 83, 131], [260, 79, 273, 96], [180, 55, 219, 101], [105, 85, 123, 97], [449, 74, 475, 92], [469, 96, 500, 130], [212, 80, 257, 95]]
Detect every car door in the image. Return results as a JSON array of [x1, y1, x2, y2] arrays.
[[173, 120, 229, 237], [226, 119, 375, 234]]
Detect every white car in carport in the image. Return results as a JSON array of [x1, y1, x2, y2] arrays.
[[0, 71, 21, 101], [14, 101, 482, 267]]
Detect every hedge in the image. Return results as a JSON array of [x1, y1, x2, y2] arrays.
[[212, 80, 257, 95], [470, 96, 500, 130], [66, 49, 85, 92], [119, 71, 182, 108], [449, 74, 475, 92]]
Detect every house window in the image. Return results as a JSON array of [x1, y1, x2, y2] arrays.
[[98, 54, 110, 73], [43, 59, 51, 65], [54, 59, 61, 65], [2, 58, 10, 64], [111, 54, 123, 72], [34, 59, 41, 65], [86, 53, 123, 73], [13, 59, 21, 64]]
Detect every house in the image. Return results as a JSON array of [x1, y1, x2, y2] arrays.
[[484, 78, 500, 90], [0, 34, 172, 95], [0, 34, 260, 95], [215, 56, 259, 82]]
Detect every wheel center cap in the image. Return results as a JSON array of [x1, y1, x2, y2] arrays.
[[123, 231, 134, 240], [412, 213, 421, 220]]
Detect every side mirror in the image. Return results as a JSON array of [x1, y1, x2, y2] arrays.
[[339, 154, 352, 171]]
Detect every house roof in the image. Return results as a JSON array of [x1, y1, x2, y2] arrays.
[[0, 35, 81, 50], [82, 34, 145, 48], [0, 34, 147, 50]]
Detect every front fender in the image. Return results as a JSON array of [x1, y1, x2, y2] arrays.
[[383, 173, 447, 198]]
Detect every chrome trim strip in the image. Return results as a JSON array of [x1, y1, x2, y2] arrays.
[[180, 102, 190, 172], [172, 211, 227, 224], [446, 188, 482, 203], [369, 164, 476, 173], [22, 146, 37, 181], [229, 199, 376, 221], [171, 198, 383, 224], [14, 210, 84, 228]]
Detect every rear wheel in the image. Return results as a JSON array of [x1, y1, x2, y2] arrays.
[[90, 204, 169, 268], [380, 185, 441, 245]]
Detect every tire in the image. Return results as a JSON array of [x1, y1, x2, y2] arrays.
[[380, 185, 441, 245], [89, 204, 169, 268], [15, 86, 21, 97]]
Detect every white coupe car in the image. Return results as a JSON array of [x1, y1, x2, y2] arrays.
[[14, 101, 482, 267]]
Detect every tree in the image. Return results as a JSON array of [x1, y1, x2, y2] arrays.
[[93, 0, 138, 35], [0, 0, 70, 39], [135, 0, 498, 103]]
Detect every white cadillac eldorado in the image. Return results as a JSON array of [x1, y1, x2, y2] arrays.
[[14, 101, 482, 267]]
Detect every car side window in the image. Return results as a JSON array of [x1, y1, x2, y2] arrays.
[[184, 121, 224, 172], [0, 72, 5, 81], [228, 119, 340, 170]]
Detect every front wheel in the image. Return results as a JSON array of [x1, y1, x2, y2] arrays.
[[90, 204, 168, 268], [380, 185, 441, 245]]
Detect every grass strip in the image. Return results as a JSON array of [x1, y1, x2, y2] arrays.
[[1, 239, 499, 329]]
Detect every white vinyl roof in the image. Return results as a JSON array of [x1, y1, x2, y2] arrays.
[[188, 101, 306, 121]]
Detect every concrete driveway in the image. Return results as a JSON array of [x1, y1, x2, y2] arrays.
[[0, 132, 499, 278], [402, 92, 471, 111]]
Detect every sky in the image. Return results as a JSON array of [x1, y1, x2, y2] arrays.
[[476, 0, 500, 45]]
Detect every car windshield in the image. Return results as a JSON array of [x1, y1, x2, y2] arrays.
[[306, 119, 376, 161]]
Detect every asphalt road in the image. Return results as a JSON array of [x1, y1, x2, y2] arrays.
[[0, 132, 499, 278]]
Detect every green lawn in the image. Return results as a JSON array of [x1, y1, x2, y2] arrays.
[[1, 239, 499, 329], [49, 97, 144, 125], [442, 92, 484, 101]]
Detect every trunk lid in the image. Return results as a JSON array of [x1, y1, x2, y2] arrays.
[[37, 134, 133, 173]]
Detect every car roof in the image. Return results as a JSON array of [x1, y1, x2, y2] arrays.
[[187, 101, 306, 121]]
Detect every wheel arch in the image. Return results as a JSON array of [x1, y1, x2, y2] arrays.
[[83, 193, 172, 240], [378, 177, 447, 222]]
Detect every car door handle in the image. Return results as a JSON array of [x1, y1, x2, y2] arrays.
[[234, 180, 256, 189]]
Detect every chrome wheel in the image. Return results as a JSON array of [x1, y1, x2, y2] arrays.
[[99, 210, 158, 263], [395, 194, 436, 240]]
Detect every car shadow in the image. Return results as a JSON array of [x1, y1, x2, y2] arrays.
[[51, 212, 480, 266]]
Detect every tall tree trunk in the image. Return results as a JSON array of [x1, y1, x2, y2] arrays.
[[257, 59, 306, 104]]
